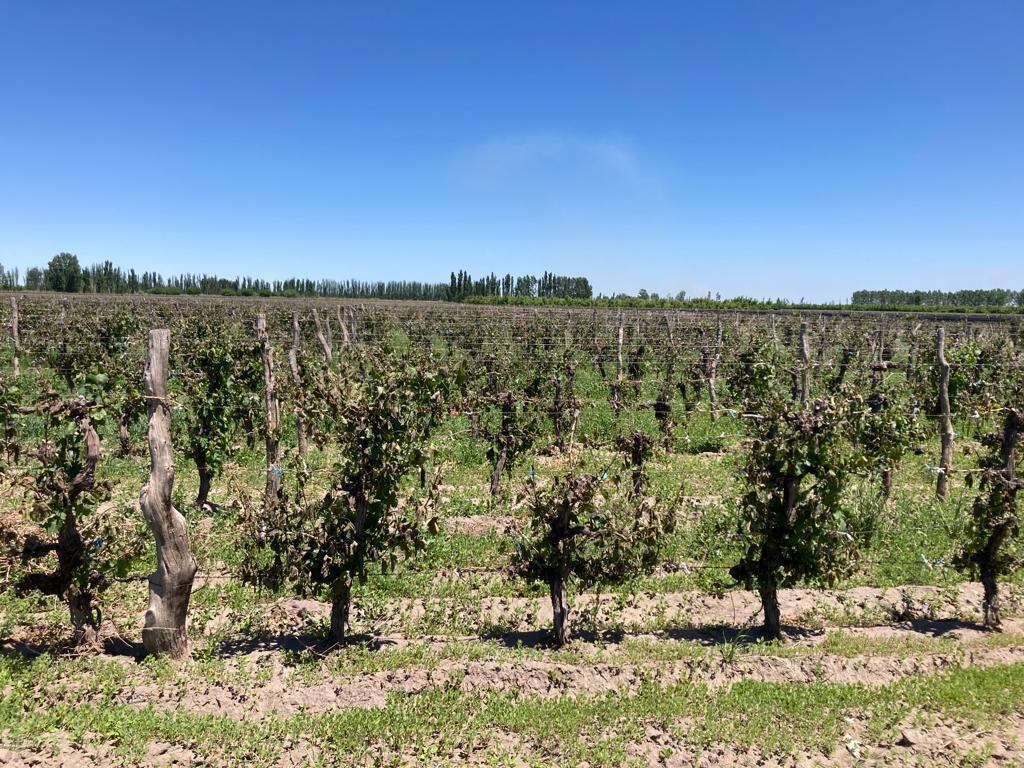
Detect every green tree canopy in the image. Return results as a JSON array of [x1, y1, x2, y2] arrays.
[[44, 252, 83, 293]]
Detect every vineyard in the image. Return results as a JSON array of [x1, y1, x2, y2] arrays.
[[1, 292, 1023, 767]]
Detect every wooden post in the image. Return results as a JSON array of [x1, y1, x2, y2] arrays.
[[337, 306, 351, 348], [140, 329, 197, 659], [906, 322, 922, 377], [349, 306, 360, 347], [704, 317, 723, 414], [9, 296, 20, 378], [613, 311, 624, 413], [799, 322, 811, 405], [289, 314, 308, 457], [664, 315, 676, 385], [257, 314, 282, 511], [936, 328, 954, 500], [311, 308, 333, 366]]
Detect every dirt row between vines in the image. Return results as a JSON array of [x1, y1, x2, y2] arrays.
[[105, 634, 1023, 719], [2, 711, 1022, 767], [272, 580, 1023, 637], [4, 583, 1023, 766], [5, 584, 1021, 718]]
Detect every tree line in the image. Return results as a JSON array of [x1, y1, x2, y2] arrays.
[[4, 253, 1023, 311], [852, 288, 1024, 308], [0, 254, 592, 302]]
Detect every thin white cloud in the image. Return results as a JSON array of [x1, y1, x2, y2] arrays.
[[455, 132, 640, 187]]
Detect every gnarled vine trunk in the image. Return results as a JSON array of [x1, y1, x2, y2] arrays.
[[16, 398, 102, 645], [547, 488, 574, 647], [489, 393, 514, 504], [978, 410, 1022, 630], [118, 411, 132, 457], [330, 581, 352, 644], [756, 474, 799, 642], [548, 571, 570, 647], [68, 586, 100, 646], [193, 445, 213, 508], [328, 497, 369, 644], [490, 448, 508, 502], [759, 582, 782, 642]]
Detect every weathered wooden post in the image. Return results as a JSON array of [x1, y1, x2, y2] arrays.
[[337, 306, 351, 348], [613, 311, 624, 413], [257, 314, 282, 511], [9, 296, 20, 378], [936, 327, 954, 500], [140, 329, 197, 658], [311, 307, 333, 366], [289, 313, 308, 457], [704, 316, 723, 414], [799, 321, 811, 405]]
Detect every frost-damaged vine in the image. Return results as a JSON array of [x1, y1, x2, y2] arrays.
[[1, 390, 144, 644], [727, 342, 890, 641], [239, 341, 460, 645], [172, 315, 262, 508], [954, 407, 1024, 629], [513, 431, 677, 646]]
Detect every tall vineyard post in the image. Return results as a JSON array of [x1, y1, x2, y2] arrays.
[[704, 316, 723, 413], [289, 313, 308, 458], [9, 295, 21, 377], [799, 321, 811, 405], [140, 329, 197, 659], [312, 307, 333, 366], [337, 305, 351, 348], [937, 327, 954, 500], [613, 311, 624, 413], [257, 314, 282, 512]]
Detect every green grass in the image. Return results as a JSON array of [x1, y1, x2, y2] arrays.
[[1, 653, 1021, 766]]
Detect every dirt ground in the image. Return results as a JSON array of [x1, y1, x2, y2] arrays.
[[2, 582, 1023, 767]]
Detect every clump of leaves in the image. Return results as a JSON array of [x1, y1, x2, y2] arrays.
[[474, 343, 547, 504], [0, 371, 20, 464], [730, 388, 877, 641], [953, 408, 1023, 629], [239, 343, 457, 645], [0, 393, 145, 644], [513, 444, 677, 646], [172, 316, 262, 508], [852, 372, 924, 499]]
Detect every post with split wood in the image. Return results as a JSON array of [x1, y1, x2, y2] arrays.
[[257, 314, 282, 511], [140, 329, 197, 658], [936, 327, 954, 500], [799, 321, 811, 405], [289, 314, 308, 457], [703, 316, 723, 414], [311, 308, 333, 366], [9, 295, 21, 377], [337, 306, 351, 348], [613, 311, 624, 413]]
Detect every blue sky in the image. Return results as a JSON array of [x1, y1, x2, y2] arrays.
[[1, 2, 1021, 301]]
